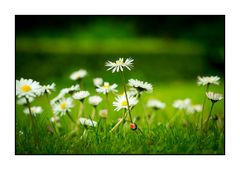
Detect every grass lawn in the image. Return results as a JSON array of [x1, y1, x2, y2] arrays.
[[16, 80, 224, 154]]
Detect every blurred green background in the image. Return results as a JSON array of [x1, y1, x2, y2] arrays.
[[16, 15, 224, 86]]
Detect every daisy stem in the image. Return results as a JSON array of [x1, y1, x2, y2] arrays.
[[139, 95, 150, 131], [66, 111, 76, 125], [45, 93, 59, 136], [91, 106, 97, 119], [26, 98, 38, 144], [78, 101, 84, 118], [110, 111, 127, 133], [120, 71, 133, 123], [205, 102, 215, 125], [105, 93, 110, 111], [200, 83, 210, 130]]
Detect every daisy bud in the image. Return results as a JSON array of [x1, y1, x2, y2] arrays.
[[130, 123, 137, 130]]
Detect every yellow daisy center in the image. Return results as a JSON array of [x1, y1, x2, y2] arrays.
[[121, 100, 128, 107], [21, 85, 31, 92], [60, 102, 66, 110], [103, 83, 110, 89], [116, 59, 124, 65]]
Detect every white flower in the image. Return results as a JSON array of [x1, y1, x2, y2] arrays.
[[172, 98, 191, 110], [93, 77, 103, 87], [70, 69, 87, 80], [16, 78, 43, 100], [193, 104, 203, 112], [105, 58, 134, 73], [67, 84, 80, 94], [17, 97, 34, 105], [147, 99, 166, 110], [197, 76, 220, 86], [73, 91, 90, 101], [23, 106, 43, 116], [50, 116, 60, 122], [206, 92, 223, 102], [42, 83, 56, 95], [96, 82, 118, 94], [53, 97, 74, 116], [79, 118, 97, 127], [127, 88, 138, 97], [99, 109, 108, 118], [88, 96, 102, 106], [113, 95, 138, 111], [128, 79, 153, 93], [50, 116, 61, 127]]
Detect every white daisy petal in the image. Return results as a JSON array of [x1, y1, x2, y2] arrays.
[[113, 95, 138, 111], [70, 69, 87, 80], [105, 58, 134, 73], [206, 91, 223, 102], [96, 82, 118, 94], [73, 91, 90, 101], [197, 76, 220, 86], [16, 78, 43, 100]]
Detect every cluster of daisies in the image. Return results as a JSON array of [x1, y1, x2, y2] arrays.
[[16, 57, 223, 136]]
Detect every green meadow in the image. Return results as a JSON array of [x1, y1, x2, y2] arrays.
[[15, 16, 224, 154]]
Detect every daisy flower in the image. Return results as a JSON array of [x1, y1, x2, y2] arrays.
[[17, 97, 34, 105], [93, 77, 103, 87], [88, 95, 102, 107], [42, 83, 56, 95], [206, 91, 223, 102], [96, 82, 118, 94], [113, 95, 138, 111], [128, 79, 153, 93], [53, 97, 74, 116], [172, 98, 191, 110], [16, 78, 43, 100], [23, 106, 43, 116], [50, 116, 61, 127], [105, 58, 134, 73], [67, 84, 80, 94], [72, 91, 90, 101], [197, 76, 220, 86], [79, 118, 97, 127], [193, 104, 203, 112], [99, 109, 108, 118], [147, 99, 166, 110], [70, 69, 87, 80]]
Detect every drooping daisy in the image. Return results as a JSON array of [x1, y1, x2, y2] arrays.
[[93, 77, 103, 87], [88, 95, 102, 107], [79, 118, 97, 127], [113, 95, 138, 111], [70, 69, 87, 80], [42, 83, 56, 95], [128, 79, 153, 93], [67, 84, 80, 94], [99, 109, 108, 118], [172, 98, 191, 110], [197, 76, 220, 86], [23, 106, 43, 116], [16, 78, 43, 100], [53, 97, 74, 116], [17, 97, 34, 105], [147, 99, 166, 110], [96, 82, 118, 94], [206, 91, 223, 103], [72, 91, 90, 101], [105, 58, 134, 73]]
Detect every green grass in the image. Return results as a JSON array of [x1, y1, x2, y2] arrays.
[[16, 80, 224, 154]]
